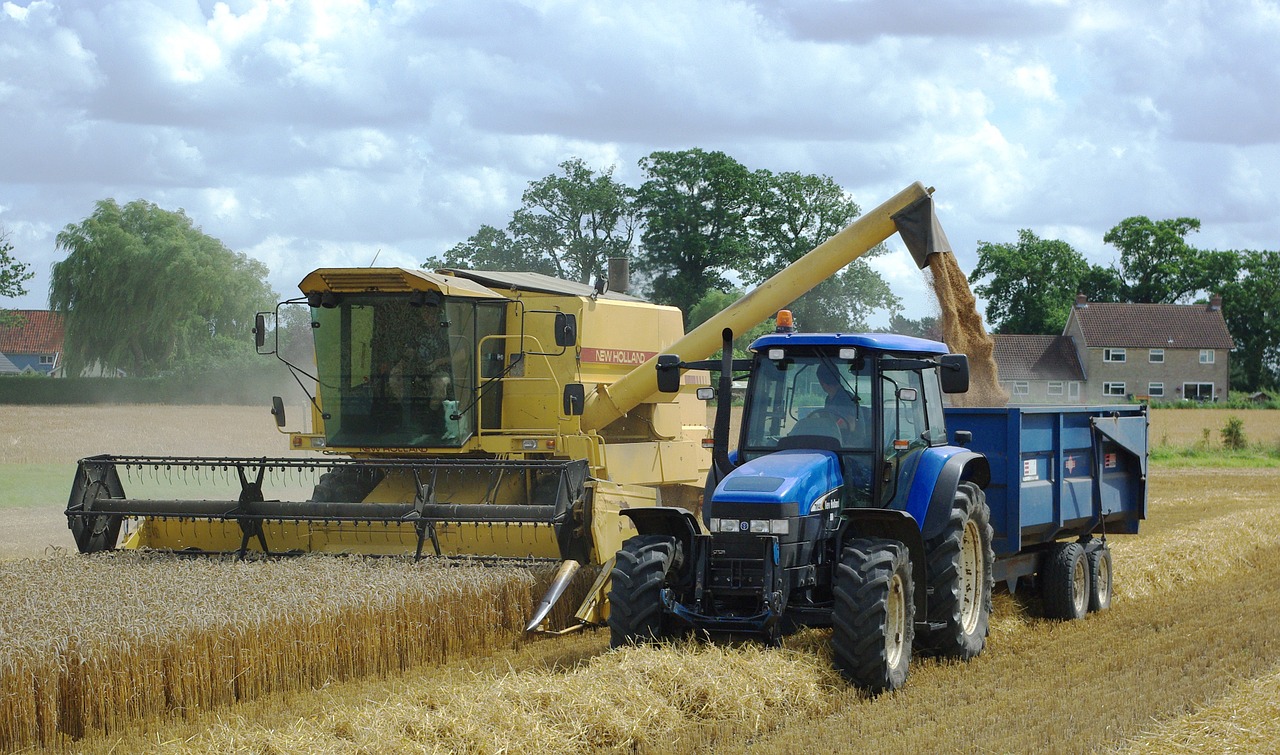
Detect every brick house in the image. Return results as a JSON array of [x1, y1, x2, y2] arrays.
[[1065, 296, 1233, 403], [992, 335, 1086, 403], [993, 296, 1233, 404], [0, 310, 64, 376]]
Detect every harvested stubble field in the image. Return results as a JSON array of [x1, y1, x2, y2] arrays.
[[4, 405, 1280, 753]]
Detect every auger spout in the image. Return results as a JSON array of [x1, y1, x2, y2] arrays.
[[579, 181, 951, 433]]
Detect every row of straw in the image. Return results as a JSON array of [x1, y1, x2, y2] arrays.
[[0, 552, 549, 751]]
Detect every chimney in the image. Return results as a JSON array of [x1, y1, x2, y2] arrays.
[[1075, 293, 1088, 308], [1207, 295, 1222, 312], [607, 257, 630, 294]]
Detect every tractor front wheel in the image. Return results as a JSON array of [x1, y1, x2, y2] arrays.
[[831, 538, 914, 693], [607, 535, 681, 647]]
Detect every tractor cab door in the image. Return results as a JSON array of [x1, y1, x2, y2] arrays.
[[877, 361, 948, 509]]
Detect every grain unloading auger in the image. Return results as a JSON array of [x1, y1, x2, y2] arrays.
[[65, 182, 949, 630]]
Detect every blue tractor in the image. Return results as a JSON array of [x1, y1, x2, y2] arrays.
[[608, 321, 993, 693]]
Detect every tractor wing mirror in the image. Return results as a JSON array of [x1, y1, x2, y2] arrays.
[[656, 354, 682, 393], [939, 354, 970, 394]]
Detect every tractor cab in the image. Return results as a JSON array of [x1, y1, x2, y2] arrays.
[[735, 332, 967, 512]]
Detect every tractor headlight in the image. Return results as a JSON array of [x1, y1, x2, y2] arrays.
[[770, 519, 790, 535], [750, 519, 771, 534], [711, 518, 741, 533]]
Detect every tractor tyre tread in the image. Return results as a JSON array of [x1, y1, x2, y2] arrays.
[[831, 537, 914, 694], [1042, 541, 1090, 620], [607, 535, 679, 647], [919, 481, 994, 659]]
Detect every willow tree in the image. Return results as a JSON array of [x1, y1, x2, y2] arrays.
[[49, 199, 276, 377]]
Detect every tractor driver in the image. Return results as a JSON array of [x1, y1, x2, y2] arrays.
[[814, 362, 867, 446]]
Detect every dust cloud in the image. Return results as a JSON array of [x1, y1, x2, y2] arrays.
[[928, 253, 1008, 407]]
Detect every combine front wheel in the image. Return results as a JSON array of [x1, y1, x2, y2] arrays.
[[831, 538, 914, 693], [607, 535, 681, 647]]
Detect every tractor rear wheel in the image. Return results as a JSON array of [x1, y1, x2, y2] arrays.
[[1087, 540, 1113, 612], [608, 535, 681, 647], [1042, 541, 1091, 620], [919, 481, 994, 659], [831, 538, 914, 693]]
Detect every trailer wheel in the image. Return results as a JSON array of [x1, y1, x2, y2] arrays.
[[1087, 541, 1113, 612], [608, 535, 680, 647], [919, 481, 994, 659], [1042, 541, 1091, 620], [831, 538, 914, 693]]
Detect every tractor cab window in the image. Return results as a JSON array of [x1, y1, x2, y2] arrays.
[[311, 294, 505, 448]]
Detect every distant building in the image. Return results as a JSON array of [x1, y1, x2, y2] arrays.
[[992, 335, 1085, 403], [0, 310, 64, 376], [992, 296, 1234, 404]]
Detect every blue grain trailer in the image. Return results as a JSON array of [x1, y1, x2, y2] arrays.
[[613, 326, 1149, 693]]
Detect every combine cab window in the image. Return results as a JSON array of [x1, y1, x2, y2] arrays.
[[311, 294, 505, 448]]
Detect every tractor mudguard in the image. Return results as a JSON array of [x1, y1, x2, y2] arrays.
[[620, 506, 702, 567], [842, 509, 928, 618], [913, 450, 991, 542]]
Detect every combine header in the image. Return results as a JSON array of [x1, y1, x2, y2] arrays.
[[65, 182, 950, 630]]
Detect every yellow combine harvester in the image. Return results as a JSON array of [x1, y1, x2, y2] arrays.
[[65, 182, 949, 629]]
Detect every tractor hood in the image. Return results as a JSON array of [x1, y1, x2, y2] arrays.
[[711, 450, 842, 516]]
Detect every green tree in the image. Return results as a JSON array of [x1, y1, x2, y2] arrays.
[[49, 199, 277, 377], [970, 229, 1091, 334], [634, 148, 759, 307], [687, 288, 774, 358], [1102, 216, 1211, 303], [431, 159, 635, 282], [0, 227, 34, 327], [745, 171, 899, 332], [428, 224, 557, 276], [508, 158, 636, 284], [883, 314, 942, 341], [1219, 250, 1280, 391]]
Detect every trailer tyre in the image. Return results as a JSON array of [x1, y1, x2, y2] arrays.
[[831, 538, 914, 693], [919, 481, 994, 659], [1087, 541, 1113, 612], [608, 535, 681, 647], [1042, 541, 1091, 620]]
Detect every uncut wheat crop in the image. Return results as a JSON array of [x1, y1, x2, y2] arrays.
[[0, 553, 550, 751]]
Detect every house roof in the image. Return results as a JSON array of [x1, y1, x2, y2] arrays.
[[0, 310, 65, 354], [992, 335, 1084, 381], [1070, 301, 1234, 350]]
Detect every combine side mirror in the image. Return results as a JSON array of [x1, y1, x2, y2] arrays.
[[554, 313, 578, 348], [939, 354, 970, 394], [696, 387, 715, 401], [656, 354, 682, 393], [270, 396, 286, 428], [254, 313, 268, 352], [563, 383, 585, 416]]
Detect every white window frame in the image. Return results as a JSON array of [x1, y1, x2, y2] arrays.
[[1047, 381, 1064, 397], [1103, 348, 1127, 363], [1184, 382, 1215, 401], [1068, 381, 1081, 401], [1148, 382, 1164, 397], [39, 355, 54, 365], [1103, 382, 1127, 397], [1199, 349, 1215, 364], [1149, 349, 1164, 363], [1011, 381, 1029, 397]]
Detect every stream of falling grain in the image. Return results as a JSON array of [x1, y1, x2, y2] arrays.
[[928, 253, 1008, 407]]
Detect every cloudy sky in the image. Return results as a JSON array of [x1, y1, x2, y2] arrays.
[[2, 0, 1277, 326]]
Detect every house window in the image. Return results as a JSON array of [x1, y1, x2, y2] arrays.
[[1149, 349, 1164, 363], [1068, 382, 1081, 401], [1047, 381, 1064, 397], [1199, 349, 1215, 364], [39, 355, 54, 365], [1103, 382, 1127, 397], [1184, 382, 1215, 401], [1104, 348, 1127, 363], [1149, 382, 1164, 397], [1011, 381, 1029, 397]]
